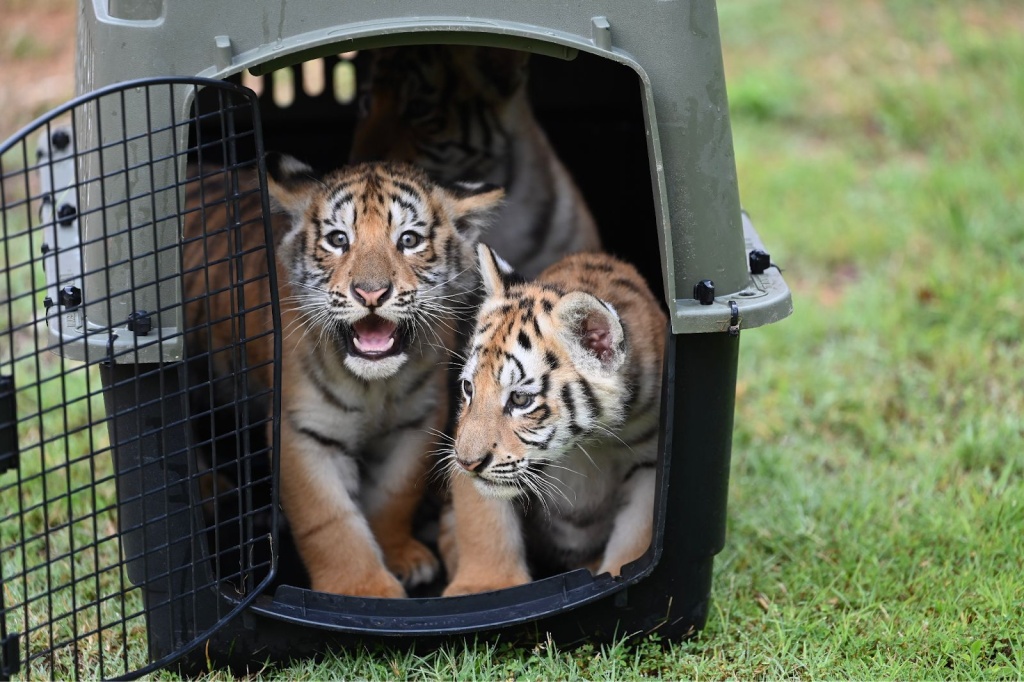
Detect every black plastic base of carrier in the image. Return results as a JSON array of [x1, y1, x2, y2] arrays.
[[172, 556, 716, 675], [101, 331, 738, 673]]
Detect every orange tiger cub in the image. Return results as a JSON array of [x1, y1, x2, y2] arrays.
[[184, 157, 503, 597], [441, 245, 667, 596], [351, 45, 601, 278]]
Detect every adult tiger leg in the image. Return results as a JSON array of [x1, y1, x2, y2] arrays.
[[441, 474, 531, 596], [279, 418, 406, 598]]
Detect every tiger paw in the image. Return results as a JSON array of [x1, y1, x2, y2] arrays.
[[382, 537, 440, 589], [312, 569, 406, 599], [442, 569, 530, 597]]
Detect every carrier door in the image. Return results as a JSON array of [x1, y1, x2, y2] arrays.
[[0, 77, 281, 679]]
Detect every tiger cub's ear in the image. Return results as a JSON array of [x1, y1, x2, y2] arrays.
[[265, 152, 319, 217], [439, 180, 505, 239], [476, 243, 524, 297], [554, 292, 627, 374]]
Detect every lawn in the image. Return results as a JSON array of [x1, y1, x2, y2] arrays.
[[3, 0, 1023, 679], [247, 2, 1022, 678]]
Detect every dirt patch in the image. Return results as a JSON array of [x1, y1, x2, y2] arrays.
[[0, 0, 77, 142]]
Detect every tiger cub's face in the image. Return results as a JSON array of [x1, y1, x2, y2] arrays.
[[351, 45, 529, 182], [453, 245, 628, 499], [268, 156, 503, 380]]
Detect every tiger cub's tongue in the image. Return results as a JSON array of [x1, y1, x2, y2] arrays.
[[352, 316, 398, 353]]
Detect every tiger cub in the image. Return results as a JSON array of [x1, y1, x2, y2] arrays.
[[184, 157, 503, 598], [351, 45, 601, 278], [441, 245, 667, 596]]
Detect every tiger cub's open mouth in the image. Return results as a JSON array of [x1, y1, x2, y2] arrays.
[[346, 315, 407, 360]]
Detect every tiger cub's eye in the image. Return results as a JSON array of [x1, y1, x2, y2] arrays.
[[461, 380, 474, 400], [508, 391, 532, 409], [325, 231, 349, 251], [398, 231, 423, 250]]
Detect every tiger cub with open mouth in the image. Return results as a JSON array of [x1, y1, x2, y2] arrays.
[[269, 159, 503, 597], [441, 245, 667, 596], [184, 157, 503, 597]]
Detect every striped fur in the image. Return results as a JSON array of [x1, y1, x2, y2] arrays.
[[441, 245, 667, 596], [351, 45, 601, 278], [183, 157, 502, 597]]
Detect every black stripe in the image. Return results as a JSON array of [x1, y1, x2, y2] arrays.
[[612, 276, 648, 298], [445, 234, 458, 273], [544, 350, 560, 370], [577, 378, 599, 421], [539, 371, 550, 398], [623, 460, 657, 482], [458, 100, 472, 148], [331, 193, 353, 217], [626, 423, 661, 447], [296, 425, 350, 454], [302, 356, 361, 412], [518, 426, 556, 449], [505, 353, 526, 384], [393, 196, 420, 214], [406, 367, 436, 394], [392, 180, 423, 199], [523, 403, 551, 421], [517, 330, 532, 350], [561, 384, 581, 436], [629, 384, 660, 423]]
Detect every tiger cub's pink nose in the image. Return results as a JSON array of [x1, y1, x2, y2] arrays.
[[351, 283, 392, 307]]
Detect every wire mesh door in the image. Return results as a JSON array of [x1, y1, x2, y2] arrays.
[[0, 77, 281, 679]]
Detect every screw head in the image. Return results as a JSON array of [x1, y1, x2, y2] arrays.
[[749, 249, 771, 275], [127, 311, 152, 336], [59, 285, 82, 308], [51, 130, 70, 152], [693, 279, 715, 305], [43, 296, 54, 310], [57, 204, 77, 227]]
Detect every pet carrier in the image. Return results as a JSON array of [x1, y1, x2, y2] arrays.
[[0, 0, 792, 677]]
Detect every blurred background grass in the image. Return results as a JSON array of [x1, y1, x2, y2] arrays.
[[2, 0, 1022, 678]]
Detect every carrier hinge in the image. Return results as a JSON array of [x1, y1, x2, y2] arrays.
[[0, 375, 17, 475], [0, 631, 20, 679]]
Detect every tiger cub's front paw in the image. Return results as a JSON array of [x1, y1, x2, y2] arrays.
[[312, 568, 406, 599], [382, 537, 440, 588], [442, 567, 530, 597]]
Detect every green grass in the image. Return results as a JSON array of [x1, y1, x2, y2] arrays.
[[1, 156, 148, 678], [229, 1, 1019, 678], [3, 0, 1023, 678]]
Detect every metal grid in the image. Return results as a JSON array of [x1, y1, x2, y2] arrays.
[[0, 78, 279, 679]]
